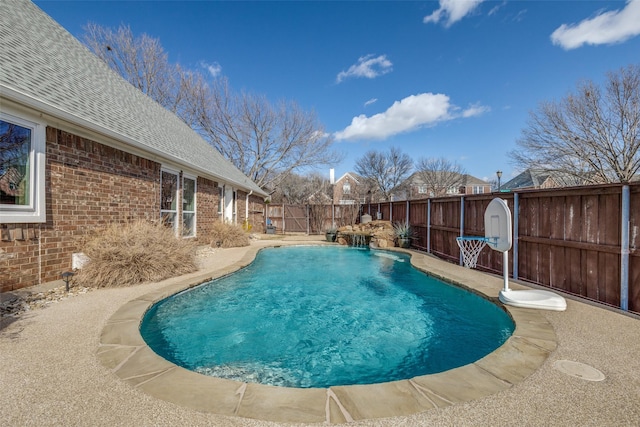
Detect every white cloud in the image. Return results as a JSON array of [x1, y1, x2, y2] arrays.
[[336, 54, 392, 83], [334, 93, 488, 141], [551, 0, 640, 49], [424, 0, 485, 27], [200, 61, 222, 77], [461, 102, 491, 118], [364, 98, 378, 107], [488, 1, 506, 17]]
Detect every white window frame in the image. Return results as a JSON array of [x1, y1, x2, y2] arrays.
[[160, 168, 179, 234], [418, 185, 427, 194], [343, 181, 351, 195], [339, 199, 355, 205], [446, 186, 459, 195], [473, 185, 485, 194], [182, 174, 197, 237], [232, 189, 238, 224], [0, 108, 46, 223], [217, 185, 224, 219]]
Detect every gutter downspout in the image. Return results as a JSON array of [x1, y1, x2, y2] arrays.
[[245, 190, 253, 229]]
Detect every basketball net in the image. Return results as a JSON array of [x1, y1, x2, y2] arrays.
[[456, 237, 487, 269]]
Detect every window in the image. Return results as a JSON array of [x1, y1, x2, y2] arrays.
[[343, 181, 351, 195], [182, 175, 196, 237], [0, 109, 46, 223], [217, 186, 223, 218], [418, 185, 427, 194], [473, 186, 485, 194], [160, 169, 178, 231]]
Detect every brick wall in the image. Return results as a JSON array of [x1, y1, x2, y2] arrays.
[[196, 177, 220, 240], [1, 127, 160, 292], [235, 191, 265, 232], [1, 127, 265, 292]]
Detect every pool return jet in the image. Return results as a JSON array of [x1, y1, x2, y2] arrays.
[[457, 198, 566, 312]]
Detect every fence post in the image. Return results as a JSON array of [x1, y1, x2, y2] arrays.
[[306, 204, 310, 235], [282, 203, 285, 234], [332, 202, 334, 227], [406, 200, 410, 224], [427, 199, 431, 253], [513, 193, 519, 280], [459, 196, 465, 266], [621, 185, 630, 311], [390, 202, 393, 222]]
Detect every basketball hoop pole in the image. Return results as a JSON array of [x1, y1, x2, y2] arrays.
[[502, 250, 510, 292]]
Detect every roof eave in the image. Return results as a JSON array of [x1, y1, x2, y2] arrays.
[[1, 85, 268, 197]]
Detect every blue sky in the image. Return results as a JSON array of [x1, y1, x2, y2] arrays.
[[34, 0, 640, 183]]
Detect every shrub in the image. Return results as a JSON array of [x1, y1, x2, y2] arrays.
[[210, 221, 250, 248], [74, 220, 197, 288]]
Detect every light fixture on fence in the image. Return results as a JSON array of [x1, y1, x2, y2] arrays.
[[496, 170, 502, 191]]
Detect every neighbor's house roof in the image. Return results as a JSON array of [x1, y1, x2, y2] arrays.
[[501, 169, 582, 190], [335, 172, 362, 184], [405, 172, 490, 186], [0, 0, 267, 197]]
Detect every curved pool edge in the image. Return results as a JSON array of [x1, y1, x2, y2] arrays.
[[97, 243, 557, 424]]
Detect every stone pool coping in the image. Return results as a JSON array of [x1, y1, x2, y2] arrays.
[[96, 243, 557, 424]]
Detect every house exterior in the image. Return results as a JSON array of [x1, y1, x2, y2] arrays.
[[403, 172, 491, 199], [0, 0, 267, 291], [331, 172, 384, 205], [501, 169, 585, 191]]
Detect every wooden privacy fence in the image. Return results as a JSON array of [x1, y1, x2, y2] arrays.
[[265, 183, 639, 314], [374, 184, 639, 315], [266, 203, 362, 234]]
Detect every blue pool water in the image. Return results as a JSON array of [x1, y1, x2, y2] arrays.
[[140, 246, 514, 388]]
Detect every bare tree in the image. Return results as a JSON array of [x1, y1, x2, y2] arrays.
[[83, 24, 179, 111], [271, 172, 331, 204], [82, 24, 342, 190], [414, 157, 466, 196], [193, 79, 343, 189], [354, 147, 413, 201], [511, 64, 640, 184]]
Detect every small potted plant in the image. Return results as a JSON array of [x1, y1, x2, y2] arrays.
[[393, 221, 414, 248], [325, 226, 338, 242]]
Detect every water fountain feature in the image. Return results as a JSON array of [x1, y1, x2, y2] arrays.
[[338, 232, 372, 248]]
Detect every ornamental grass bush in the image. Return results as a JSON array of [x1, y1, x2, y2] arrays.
[[74, 220, 197, 288], [209, 221, 250, 248]]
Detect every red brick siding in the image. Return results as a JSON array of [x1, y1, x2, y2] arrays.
[[2, 127, 265, 292], [196, 177, 219, 240], [1, 127, 160, 292], [235, 191, 265, 231]]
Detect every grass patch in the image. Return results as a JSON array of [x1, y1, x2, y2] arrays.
[[210, 221, 250, 248], [74, 220, 197, 288]]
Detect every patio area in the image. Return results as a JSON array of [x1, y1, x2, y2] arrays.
[[1, 235, 639, 426]]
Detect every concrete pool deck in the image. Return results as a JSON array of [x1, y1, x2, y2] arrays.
[[2, 235, 640, 426]]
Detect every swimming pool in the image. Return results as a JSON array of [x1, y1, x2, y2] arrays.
[[140, 246, 514, 388]]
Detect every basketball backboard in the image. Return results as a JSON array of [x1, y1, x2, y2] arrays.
[[484, 198, 512, 253]]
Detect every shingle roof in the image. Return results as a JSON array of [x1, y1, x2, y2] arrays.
[[0, 0, 266, 197], [406, 171, 489, 186]]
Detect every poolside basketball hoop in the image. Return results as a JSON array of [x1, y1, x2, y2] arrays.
[[484, 197, 567, 311], [456, 236, 489, 268]]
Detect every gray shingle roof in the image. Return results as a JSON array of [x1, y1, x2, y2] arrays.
[[406, 171, 489, 186], [0, 0, 266, 197]]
